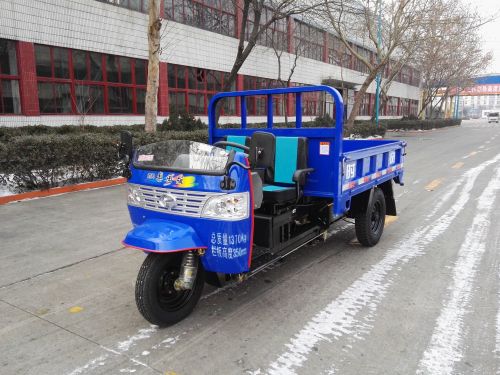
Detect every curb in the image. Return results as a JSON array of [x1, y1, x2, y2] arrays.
[[0, 177, 127, 205], [386, 125, 461, 134]]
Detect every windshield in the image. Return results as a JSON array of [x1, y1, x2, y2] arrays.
[[133, 140, 231, 174], [488, 112, 499, 117]]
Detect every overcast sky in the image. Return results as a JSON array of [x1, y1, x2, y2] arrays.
[[472, 0, 500, 74]]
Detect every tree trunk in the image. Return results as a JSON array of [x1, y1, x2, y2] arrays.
[[145, 0, 161, 133], [346, 71, 378, 129]]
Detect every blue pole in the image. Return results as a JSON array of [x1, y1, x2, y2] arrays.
[[454, 88, 460, 119], [375, 0, 382, 127]]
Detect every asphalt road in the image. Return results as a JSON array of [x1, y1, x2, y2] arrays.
[[1, 119, 500, 375]]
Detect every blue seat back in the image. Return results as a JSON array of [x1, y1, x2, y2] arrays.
[[226, 135, 249, 152], [274, 137, 299, 184]]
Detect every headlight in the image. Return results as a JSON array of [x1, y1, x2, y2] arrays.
[[201, 192, 249, 220], [127, 185, 142, 205]]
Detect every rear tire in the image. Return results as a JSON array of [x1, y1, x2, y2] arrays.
[[355, 188, 386, 247], [135, 253, 205, 326]]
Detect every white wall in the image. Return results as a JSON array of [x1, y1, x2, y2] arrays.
[[0, 0, 419, 126]]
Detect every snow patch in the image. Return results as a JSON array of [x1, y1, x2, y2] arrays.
[[417, 166, 500, 375], [117, 325, 158, 352], [67, 354, 109, 375], [266, 153, 500, 375], [496, 269, 500, 374]]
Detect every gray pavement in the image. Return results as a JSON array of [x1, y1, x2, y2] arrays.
[[1, 119, 500, 375]]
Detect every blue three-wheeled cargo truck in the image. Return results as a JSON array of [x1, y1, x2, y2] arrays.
[[119, 85, 406, 326]]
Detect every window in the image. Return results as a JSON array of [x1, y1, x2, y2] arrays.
[[135, 59, 147, 85], [294, 21, 324, 62], [35, 45, 52, 77], [108, 86, 133, 113], [358, 93, 372, 116], [328, 36, 352, 69], [386, 97, 399, 116], [35, 45, 72, 113], [352, 46, 371, 74], [96, 0, 149, 13], [136, 88, 146, 114], [168, 63, 235, 115], [245, 7, 288, 51], [0, 39, 21, 114], [400, 98, 410, 117], [35, 44, 147, 115], [37, 82, 72, 113], [410, 99, 418, 116], [243, 76, 284, 116], [75, 85, 105, 114], [165, 0, 236, 37]]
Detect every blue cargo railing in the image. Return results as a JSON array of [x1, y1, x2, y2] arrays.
[[207, 85, 344, 143], [208, 85, 345, 213]]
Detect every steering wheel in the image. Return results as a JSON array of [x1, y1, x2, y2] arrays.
[[213, 141, 250, 153]]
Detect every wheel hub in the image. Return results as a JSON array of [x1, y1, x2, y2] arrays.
[[371, 201, 382, 232]]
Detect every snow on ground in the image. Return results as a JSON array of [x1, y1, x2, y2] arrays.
[[0, 185, 13, 197]]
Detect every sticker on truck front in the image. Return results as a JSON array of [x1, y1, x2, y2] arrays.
[[320, 142, 330, 156]]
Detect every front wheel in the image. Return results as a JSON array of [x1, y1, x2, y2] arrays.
[[355, 188, 386, 247], [135, 252, 205, 326]]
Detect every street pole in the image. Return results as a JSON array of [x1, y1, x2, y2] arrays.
[[374, 0, 382, 127], [454, 87, 460, 119]]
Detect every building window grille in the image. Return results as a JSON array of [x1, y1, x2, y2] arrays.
[[35, 44, 147, 115], [0, 39, 21, 114]]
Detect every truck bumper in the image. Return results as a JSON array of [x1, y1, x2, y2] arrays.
[[123, 219, 206, 253]]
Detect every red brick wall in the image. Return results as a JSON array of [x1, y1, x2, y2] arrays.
[[158, 62, 169, 116], [17, 41, 39, 116]]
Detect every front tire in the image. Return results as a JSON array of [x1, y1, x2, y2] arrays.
[[135, 252, 205, 326], [355, 188, 386, 247]]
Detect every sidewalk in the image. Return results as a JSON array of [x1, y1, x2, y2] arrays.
[[0, 185, 130, 287]]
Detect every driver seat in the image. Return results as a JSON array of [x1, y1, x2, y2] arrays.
[[249, 132, 311, 203]]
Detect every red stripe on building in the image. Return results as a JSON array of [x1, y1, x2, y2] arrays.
[[17, 41, 39, 116]]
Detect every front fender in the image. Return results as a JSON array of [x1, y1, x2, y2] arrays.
[[123, 219, 206, 253]]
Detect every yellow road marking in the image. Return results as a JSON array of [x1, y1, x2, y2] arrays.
[[385, 216, 398, 225], [451, 162, 464, 169], [425, 178, 443, 191], [68, 306, 83, 313]]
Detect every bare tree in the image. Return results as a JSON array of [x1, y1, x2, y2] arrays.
[[375, 52, 412, 119], [321, 0, 431, 129], [414, 0, 492, 118], [74, 87, 101, 126], [221, 0, 322, 93], [269, 22, 303, 123], [145, 0, 162, 133]]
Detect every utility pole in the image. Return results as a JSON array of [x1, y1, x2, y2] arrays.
[[454, 88, 460, 119], [374, 0, 382, 127]]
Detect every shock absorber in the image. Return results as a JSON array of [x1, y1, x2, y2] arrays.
[[174, 251, 199, 291]]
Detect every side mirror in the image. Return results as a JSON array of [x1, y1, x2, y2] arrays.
[[118, 131, 133, 161]]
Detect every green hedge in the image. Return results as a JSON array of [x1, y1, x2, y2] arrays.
[[0, 116, 459, 193], [379, 118, 461, 131], [0, 129, 207, 193]]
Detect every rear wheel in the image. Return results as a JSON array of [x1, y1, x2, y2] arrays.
[[135, 253, 204, 326], [355, 188, 386, 247]]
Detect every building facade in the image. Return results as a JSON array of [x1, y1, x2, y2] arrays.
[[454, 75, 500, 119], [0, 0, 421, 126]]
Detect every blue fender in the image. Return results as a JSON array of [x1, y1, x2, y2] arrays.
[[123, 219, 206, 253]]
